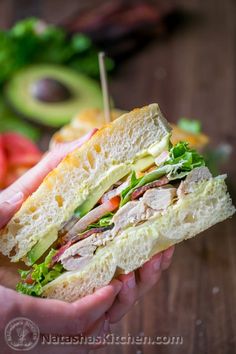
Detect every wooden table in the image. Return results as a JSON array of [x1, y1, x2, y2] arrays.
[[0, 1, 235, 353]]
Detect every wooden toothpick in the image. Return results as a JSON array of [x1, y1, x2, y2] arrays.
[[99, 52, 111, 123]]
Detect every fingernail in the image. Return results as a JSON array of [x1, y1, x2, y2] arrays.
[[103, 314, 110, 333], [111, 279, 122, 294], [165, 247, 175, 259], [153, 258, 162, 271], [5, 192, 24, 205], [126, 276, 136, 289]]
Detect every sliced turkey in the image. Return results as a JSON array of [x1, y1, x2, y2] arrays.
[[59, 231, 114, 271], [142, 186, 177, 210], [177, 167, 212, 197]]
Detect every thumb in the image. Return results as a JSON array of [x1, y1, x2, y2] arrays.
[[0, 192, 24, 229]]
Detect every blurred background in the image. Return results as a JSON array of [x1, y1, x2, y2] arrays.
[[0, 1, 235, 353]]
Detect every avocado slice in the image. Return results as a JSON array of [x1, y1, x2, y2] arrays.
[[4, 65, 103, 127], [27, 229, 57, 265], [75, 165, 130, 217], [74, 155, 157, 217]]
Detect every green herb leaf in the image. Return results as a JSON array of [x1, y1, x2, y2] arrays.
[[178, 118, 201, 134]]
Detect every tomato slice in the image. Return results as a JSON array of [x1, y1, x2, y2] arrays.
[[1, 132, 42, 187], [24, 273, 34, 285], [67, 196, 121, 237], [107, 196, 120, 210], [0, 135, 7, 189]]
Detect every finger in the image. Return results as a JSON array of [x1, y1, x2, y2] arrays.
[[36, 339, 89, 354], [84, 313, 110, 349], [136, 253, 163, 297], [0, 130, 97, 226], [12, 279, 121, 334], [108, 272, 138, 324], [71, 280, 121, 333], [51, 129, 97, 153], [161, 246, 175, 270], [1, 129, 97, 201], [38, 316, 109, 354]]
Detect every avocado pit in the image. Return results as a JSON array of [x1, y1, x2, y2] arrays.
[[31, 77, 72, 103]]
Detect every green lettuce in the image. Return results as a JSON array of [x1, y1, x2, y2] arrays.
[[16, 249, 64, 297], [0, 18, 114, 85], [88, 212, 114, 229], [120, 141, 205, 206]]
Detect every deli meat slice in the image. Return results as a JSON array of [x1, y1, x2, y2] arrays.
[[51, 225, 113, 267], [177, 167, 212, 197], [131, 176, 169, 200], [142, 187, 176, 210]]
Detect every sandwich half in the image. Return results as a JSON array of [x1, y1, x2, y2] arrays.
[[0, 103, 234, 302]]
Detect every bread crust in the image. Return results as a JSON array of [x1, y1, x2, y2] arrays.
[[50, 108, 124, 147]]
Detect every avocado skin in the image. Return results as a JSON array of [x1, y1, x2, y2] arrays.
[[4, 65, 104, 127]]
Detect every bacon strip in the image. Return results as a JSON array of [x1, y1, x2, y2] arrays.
[[130, 176, 169, 200], [50, 242, 73, 268], [70, 224, 114, 244]]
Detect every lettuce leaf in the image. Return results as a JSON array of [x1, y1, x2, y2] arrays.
[[16, 249, 64, 297], [120, 142, 205, 205], [88, 212, 114, 229], [120, 171, 141, 203]]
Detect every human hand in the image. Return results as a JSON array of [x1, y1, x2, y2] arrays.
[[0, 280, 122, 354], [0, 130, 121, 353], [0, 130, 97, 229], [0, 130, 97, 291], [107, 246, 175, 323]]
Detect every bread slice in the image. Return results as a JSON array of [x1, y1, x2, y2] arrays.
[[42, 175, 235, 302], [50, 108, 124, 148], [0, 104, 171, 262], [50, 108, 209, 150]]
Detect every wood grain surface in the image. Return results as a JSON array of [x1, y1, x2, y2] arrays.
[[0, 1, 235, 353]]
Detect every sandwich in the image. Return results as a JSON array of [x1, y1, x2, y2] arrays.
[[0, 104, 234, 302], [50, 108, 209, 150]]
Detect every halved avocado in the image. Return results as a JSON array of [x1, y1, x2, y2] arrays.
[[4, 65, 103, 127]]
